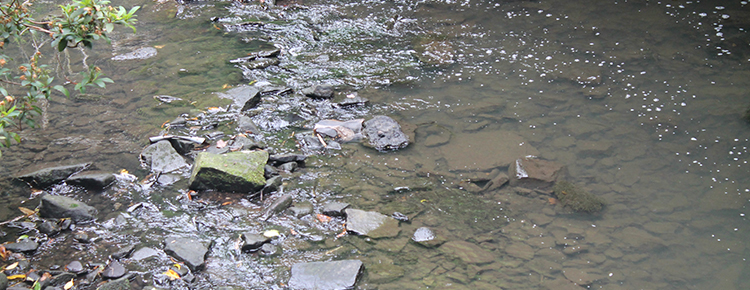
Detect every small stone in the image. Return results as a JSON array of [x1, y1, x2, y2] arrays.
[[102, 260, 127, 279], [38, 220, 61, 236], [345, 209, 400, 238], [288, 202, 313, 218], [260, 194, 293, 221], [139, 140, 189, 173], [65, 261, 85, 274], [278, 162, 298, 172], [73, 231, 90, 243], [412, 227, 435, 243], [509, 157, 566, 190], [131, 247, 162, 261], [301, 85, 334, 99], [391, 212, 409, 222], [241, 233, 271, 252], [321, 202, 350, 217], [259, 243, 279, 256], [111, 245, 136, 260]]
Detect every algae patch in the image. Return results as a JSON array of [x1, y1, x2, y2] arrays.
[[553, 181, 605, 213]]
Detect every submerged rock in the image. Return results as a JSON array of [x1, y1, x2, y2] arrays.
[[345, 209, 400, 238], [362, 115, 410, 151], [509, 157, 565, 190], [189, 150, 268, 193], [39, 194, 97, 223], [164, 237, 211, 271], [140, 140, 189, 173], [66, 172, 115, 190], [16, 163, 90, 188], [553, 181, 605, 213], [288, 260, 363, 290], [112, 47, 157, 61], [260, 194, 293, 220], [439, 240, 496, 264]]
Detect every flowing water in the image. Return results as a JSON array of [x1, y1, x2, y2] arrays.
[[1, 0, 750, 289]]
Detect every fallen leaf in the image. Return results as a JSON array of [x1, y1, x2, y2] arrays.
[[173, 263, 181, 270], [0, 245, 7, 260], [18, 207, 36, 216], [5, 261, 18, 270], [7, 274, 26, 280], [263, 229, 280, 238], [316, 214, 332, 223], [335, 229, 347, 238], [216, 139, 228, 149], [548, 197, 558, 205], [221, 201, 232, 206], [120, 169, 129, 174], [64, 278, 74, 290], [164, 269, 181, 281], [154, 45, 165, 49]]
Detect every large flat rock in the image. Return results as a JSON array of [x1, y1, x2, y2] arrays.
[[39, 194, 97, 223], [189, 150, 268, 192], [164, 237, 211, 271], [288, 260, 363, 290], [345, 209, 400, 238], [439, 240, 496, 264], [435, 131, 538, 172], [17, 163, 90, 188]]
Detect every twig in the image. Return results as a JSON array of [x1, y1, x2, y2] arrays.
[[0, 211, 36, 227], [315, 133, 327, 148]]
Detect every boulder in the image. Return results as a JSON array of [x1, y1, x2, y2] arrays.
[[16, 163, 90, 188], [66, 172, 115, 190], [189, 150, 268, 193], [39, 194, 97, 223], [301, 84, 334, 99], [509, 157, 565, 190], [140, 141, 189, 173], [345, 209, 400, 238], [362, 115, 410, 151], [164, 237, 211, 271], [288, 260, 363, 290]]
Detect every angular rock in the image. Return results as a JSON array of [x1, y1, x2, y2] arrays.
[[278, 162, 298, 172], [229, 136, 260, 151], [39, 194, 97, 223], [140, 141, 189, 173], [269, 153, 307, 165], [16, 163, 90, 188], [66, 172, 115, 190], [241, 233, 270, 252], [264, 165, 279, 179], [65, 261, 85, 274], [102, 260, 127, 279], [259, 243, 279, 256], [237, 115, 260, 134], [509, 157, 565, 190], [38, 220, 61, 236], [363, 116, 410, 151], [131, 247, 162, 261], [164, 237, 211, 271], [337, 93, 369, 107], [240, 89, 262, 111], [439, 241, 496, 264], [96, 274, 135, 290], [288, 202, 313, 218], [345, 209, 400, 238], [111, 245, 136, 260], [301, 84, 334, 99], [288, 260, 363, 290], [260, 175, 282, 196], [260, 194, 293, 220], [313, 119, 364, 142], [483, 173, 509, 192], [4, 239, 38, 253], [321, 202, 349, 217], [189, 150, 268, 193], [217, 86, 261, 111], [50, 272, 76, 287]]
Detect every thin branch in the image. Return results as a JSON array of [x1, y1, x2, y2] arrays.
[[22, 23, 52, 35], [0, 78, 23, 86]]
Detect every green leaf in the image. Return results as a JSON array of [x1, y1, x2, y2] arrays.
[[53, 85, 70, 97], [57, 38, 68, 51]]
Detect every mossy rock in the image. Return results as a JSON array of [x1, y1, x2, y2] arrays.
[[553, 180, 605, 213], [189, 150, 268, 193]]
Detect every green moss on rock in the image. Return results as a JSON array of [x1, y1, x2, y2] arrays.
[[189, 150, 268, 193], [553, 180, 605, 213]]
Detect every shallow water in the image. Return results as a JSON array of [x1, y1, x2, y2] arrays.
[[1, 0, 749, 289]]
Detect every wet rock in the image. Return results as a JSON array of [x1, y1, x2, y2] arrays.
[[301, 84, 334, 99], [439, 241, 495, 264], [0, 273, 6, 290], [367, 257, 404, 283], [416, 40, 455, 65], [337, 93, 369, 107], [288, 260, 363, 290], [264, 165, 279, 179], [314, 119, 364, 142], [164, 237, 211, 271], [229, 136, 260, 151], [553, 181, 605, 213], [506, 242, 535, 260], [168, 139, 196, 155], [509, 157, 566, 190], [112, 47, 157, 60], [243, 57, 280, 70], [363, 116, 410, 151], [96, 274, 135, 290], [130, 247, 161, 261], [66, 172, 115, 190], [278, 162, 298, 172], [482, 173, 509, 191], [288, 202, 313, 218], [411, 227, 442, 248], [50, 272, 76, 287], [269, 153, 307, 165], [321, 202, 350, 217], [613, 227, 666, 252], [260, 175, 282, 196], [188, 150, 268, 193], [140, 141, 189, 173], [259, 243, 279, 256], [102, 260, 127, 279], [111, 245, 136, 260], [73, 231, 90, 243], [241, 233, 271, 252], [16, 163, 90, 188], [39, 194, 97, 223], [38, 220, 61, 236], [345, 209, 400, 238], [391, 212, 409, 222], [65, 261, 85, 274], [438, 131, 539, 171], [240, 90, 262, 111], [563, 268, 595, 286], [4, 239, 38, 253], [260, 194, 293, 220], [237, 115, 260, 134]]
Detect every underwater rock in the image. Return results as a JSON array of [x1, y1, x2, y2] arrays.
[[483, 173, 509, 192], [439, 241, 495, 264], [363, 115, 410, 151], [301, 84, 334, 99], [506, 242, 535, 260], [288, 201, 313, 218], [552, 181, 605, 213], [509, 157, 565, 190], [411, 227, 444, 248], [260, 194, 293, 220], [111, 47, 157, 61], [164, 237, 211, 271], [188, 150, 268, 193], [16, 163, 90, 188], [345, 209, 400, 238], [337, 92, 369, 107], [4, 239, 38, 253], [288, 260, 363, 290], [40, 194, 97, 223], [140, 140, 189, 173], [66, 172, 115, 190]]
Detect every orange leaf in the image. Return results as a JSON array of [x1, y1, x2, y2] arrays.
[[316, 214, 332, 223], [0, 245, 7, 260], [164, 269, 181, 281], [548, 197, 558, 205], [18, 207, 36, 216]]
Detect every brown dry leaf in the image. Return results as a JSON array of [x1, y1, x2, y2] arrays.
[[548, 197, 558, 205], [18, 207, 35, 216], [221, 201, 232, 206], [64, 278, 74, 290], [0, 245, 7, 260], [316, 214, 332, 223], [164, 269, 181, 281], [5, 261, 18, 270], [216, 139, 228, 149]]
